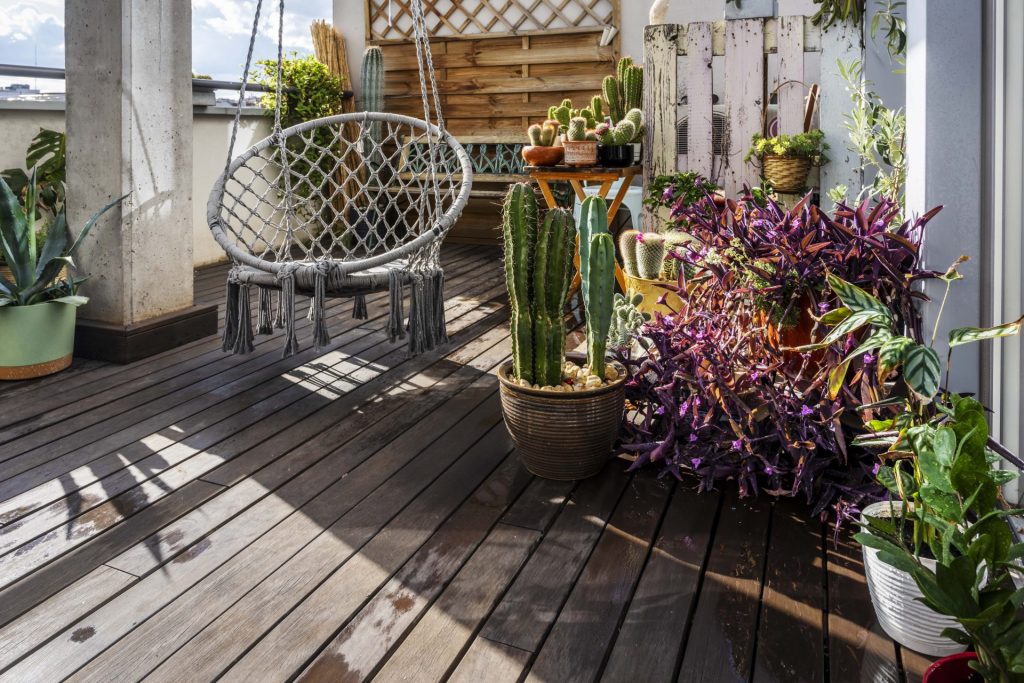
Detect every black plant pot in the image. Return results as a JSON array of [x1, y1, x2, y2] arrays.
[[598, 144, 635, 168]]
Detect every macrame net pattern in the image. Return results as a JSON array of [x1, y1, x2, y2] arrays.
[[209, 0, 473, 359]]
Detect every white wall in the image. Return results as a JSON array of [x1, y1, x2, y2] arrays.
[[0, 104, 272, 268]]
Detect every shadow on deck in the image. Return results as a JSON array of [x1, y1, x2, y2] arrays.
[[0, 245, 931, 682]]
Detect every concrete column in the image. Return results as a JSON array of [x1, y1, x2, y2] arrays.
[[906, 0, 987, 396], [65, 0, 214, 362]]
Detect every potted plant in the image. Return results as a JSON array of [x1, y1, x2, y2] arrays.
[[802, 265, 1024, 666], [0, 173, 122, 379], [603, 57, 644, 162], [746, 130, 828, 193], [595, 109, 642, 167], [497, 186, 626, 480], [562, 117, 599, 167], [616, 228, 687, 315], [522, 120, 564, 167]]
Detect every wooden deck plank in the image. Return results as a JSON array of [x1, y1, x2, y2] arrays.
[[1, 318, 514, 681], [294, 477, 572, 683], [524, 471, 674, 683], [0, 294, 509, 590], [600, 487, 722, 682], [827, 528, 902, 683], [751, 498, 827, 683], [676, 492, 774, 683]]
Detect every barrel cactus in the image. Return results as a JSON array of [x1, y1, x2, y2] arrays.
[[596, 120, 636, 146], [624, 108, 644, 142], [618, 229, 640, 278], [567, 117, 589, 142], [501, 183, 573, 386], [636, 232, 667, 280], [586, 232, 616, 378]]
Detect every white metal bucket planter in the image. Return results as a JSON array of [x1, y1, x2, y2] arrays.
[[860, 500, 967, 657]]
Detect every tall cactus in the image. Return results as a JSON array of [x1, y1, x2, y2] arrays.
[[590, 95, 604, 123], [602, 75, 624, 124], [532, 209, 574, 386], [586, 232, 616, 378], [578, 196, 610, 307], [618, 229, 640, 278], [360, 47, 385, 163], [623, 64, 644, 113], [502, 184, 539, 384]]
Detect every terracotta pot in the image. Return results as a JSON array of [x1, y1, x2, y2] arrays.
[[922, 653, 981, 683], [522, 145, 564, 167], [497, 352, 626, 480], [562, 140, 598, 167], [0, 301, 77, 380]]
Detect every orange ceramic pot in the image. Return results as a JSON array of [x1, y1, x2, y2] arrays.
[[522, 146, 564, 167]]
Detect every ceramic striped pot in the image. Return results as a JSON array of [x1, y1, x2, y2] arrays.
[[860, 501, 967, 657]]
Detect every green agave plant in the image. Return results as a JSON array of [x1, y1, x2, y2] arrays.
[[0, 172, 124, 308]]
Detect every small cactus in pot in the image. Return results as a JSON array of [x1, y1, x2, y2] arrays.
[[563, 116, 598, 166], [523, 121, 564, 166]]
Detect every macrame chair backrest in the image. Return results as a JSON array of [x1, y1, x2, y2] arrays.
[[207, 0, 471, 278]]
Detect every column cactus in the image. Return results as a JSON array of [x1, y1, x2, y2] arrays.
[[636, 232, 667, 280], [623, 64, 644, 113], [502, 183, 539, 384], [578, 196, 610, 306], [603, 74, 624, 124], [618, 229, 640, 278], [360, 46, 385, 162], [532, 209, 573, 387], [502, 183, 573, 387], [586, 232, 616, 378]]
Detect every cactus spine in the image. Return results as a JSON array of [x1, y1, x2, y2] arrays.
[[636, 233, 667, 280], [603, 75, 624, 124], [586, 232, 616, 378], [502, 184, 572, 386], [623, 64, 644, 113], [503, 184, 538, 383], [618, 229, 640, 278], [579, 196, 610, 306], [532, 209, 573, 386]]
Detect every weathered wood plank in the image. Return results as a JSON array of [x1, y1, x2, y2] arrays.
[[827, 527, 902, 683], [776, 15, 806, 135], [676, 493, 773, 683], [819, 20, 865, 200], [675, 18, 822, 56], [448, 638, 533, 683], [686, 22, 715, 178], [751, 499, 826, 683], [644, 24, 680, 231], [600, 487, 722, 682], [525, 471, 674, 683], [722, 19, 765, 196]]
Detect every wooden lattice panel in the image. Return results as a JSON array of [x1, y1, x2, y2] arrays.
[[367, 0, 617, 41]]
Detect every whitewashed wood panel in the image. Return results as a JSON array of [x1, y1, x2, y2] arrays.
[[687, 22, 715, 178], [776, 15, 805, 135], [643, 24, 681, 231], [819, 20, 865, 202], [723, 19, 765, 196]]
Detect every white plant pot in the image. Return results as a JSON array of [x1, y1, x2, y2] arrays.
[[860, 501, 967, 657]]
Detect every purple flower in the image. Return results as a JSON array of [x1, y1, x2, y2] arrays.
[[818, 302, 831, 313], [688, 432, 699, 443], [800, 405, 814, 417], [863, 352, 876, 365], [764, 465, 775, 475], [690, 457, 702, 468], [662, 187, 675, 202], [732, 439, 743, 451], [750, 371, 761, 381], [636, 232, 645, 243], [872, 462, 881, 477], [655, 405, 666, 416]]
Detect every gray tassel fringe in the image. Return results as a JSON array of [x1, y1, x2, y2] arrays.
[[232, 284, 255, 354], [222, 280, 240, 352], [312, 270, 331, 351], [408, 269, 447, 354], [353, 294, 368, 320], [256, 287, 274, 335], [280, 272, 300, 358], [387, 269, 405, 343]]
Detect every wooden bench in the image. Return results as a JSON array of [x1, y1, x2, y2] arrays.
[[398, 134, 527, 199]]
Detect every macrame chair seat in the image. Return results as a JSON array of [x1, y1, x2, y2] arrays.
[[209, 0, 472, 358]]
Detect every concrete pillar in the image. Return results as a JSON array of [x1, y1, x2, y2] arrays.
[[65, 0, 215, 363], [906, 0, 987, 397]]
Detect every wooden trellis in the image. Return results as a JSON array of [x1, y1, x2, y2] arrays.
[[643, 16, 864, 216], [366, 0, 617, 41]]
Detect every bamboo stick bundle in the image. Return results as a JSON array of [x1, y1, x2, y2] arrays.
[[311, 20, 365, 236]]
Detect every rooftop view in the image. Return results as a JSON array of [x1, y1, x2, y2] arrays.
[[0, 1, 1022, 682]]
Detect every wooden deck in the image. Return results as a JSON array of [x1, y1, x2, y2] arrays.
[[0, 245, 933, 682]]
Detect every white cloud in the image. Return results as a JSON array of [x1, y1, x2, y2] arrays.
[[0, 1, 64, 40]]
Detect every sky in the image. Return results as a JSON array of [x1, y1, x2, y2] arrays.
[[0, 0, 332, 91]]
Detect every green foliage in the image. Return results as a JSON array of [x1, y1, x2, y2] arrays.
[[501, 184, 573, 386], [832, 59, 906, 208], [0, 173, 123, 307], [870, 0, 907, 63], [644, 172, 718, 216], [810, 0, 865, 30], [2, 128, 66, 219], [746, 130, 829, 164]]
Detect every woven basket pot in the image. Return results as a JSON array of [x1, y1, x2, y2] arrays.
[[763, 155, 812, 194], [562, 140, 598, 167], [861, 501, 967, 657], [497, 352, 626, 480]]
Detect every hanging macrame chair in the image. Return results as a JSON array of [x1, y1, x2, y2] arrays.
[[208, 0, 472, 358]]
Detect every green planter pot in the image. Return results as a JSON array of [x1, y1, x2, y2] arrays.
[[0, 302, 77, 380]]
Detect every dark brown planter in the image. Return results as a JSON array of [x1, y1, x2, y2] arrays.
[[597, 144, 635, 167], [522, 145, 564, 167], [497, 352, 627, 480]]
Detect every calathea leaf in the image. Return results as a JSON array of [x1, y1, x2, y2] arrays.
[[902, 343, 941, 402], [949, 315, 1024, 347], [826, 273, 892, 320], [878, 335, 914, 375]]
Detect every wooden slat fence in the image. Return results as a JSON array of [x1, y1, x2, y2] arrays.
[[643, 16, 864, 216]]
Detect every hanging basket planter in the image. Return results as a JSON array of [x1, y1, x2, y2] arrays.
[[762, 155, 812, 193]]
